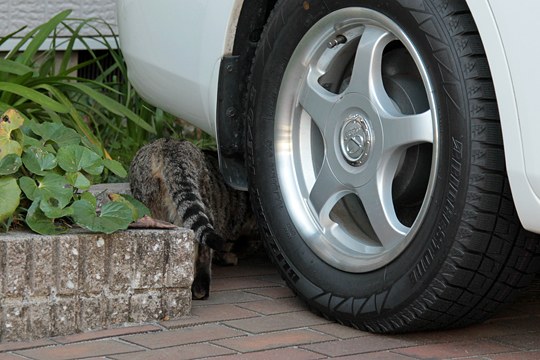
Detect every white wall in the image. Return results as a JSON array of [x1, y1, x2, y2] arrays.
[[0, 0, 117, 37]]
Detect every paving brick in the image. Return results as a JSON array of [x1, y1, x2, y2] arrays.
[[393, 340, 517, 359], [16, 340, 142, 360], [0, 353, 29, 360], [213, 329, 334, 352], [0, 339, 55, 352], [311, 323, 369, 339], [213, 261, 277, 279], [121, 324, 245, 349], [224, 310, 330, 334], [211, 277, 279, 292], [197, 290, 267, 306], [209, 347, 325, 360], [489, 350, 540, 360], [161, 304, 259, 329], [111, 343, 234, 360], [302, 335, 417, 357], [246, 286, 296, 299], [333, 351, 417, 360], [237, 297, 307, 315], [494, 332, 540, 351], [53, 324, 162, 344]]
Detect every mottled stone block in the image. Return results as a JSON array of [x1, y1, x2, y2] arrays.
[[162, 289, 192, 319], [51, 298, 77, 337], [0, 228, 194, 341], [165, 232, 195, 288], [133, 235, 165, 290], [106, 294, 130, 325], [30, 237, 54, 297], [81, 236, 107, 294], [130, 291, 163, 322], [3, 240, 27, 298], [109, 233, 135, 292], [57, 236, 79, 296], [28, 300, 52, 340], [1, 302, 28, 343], [79, 296, 105, 332]]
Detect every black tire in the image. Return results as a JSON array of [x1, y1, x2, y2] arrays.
[[246, 0, 540, 333]]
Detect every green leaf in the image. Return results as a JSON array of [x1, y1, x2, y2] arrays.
[[63, 82, 155, 133], [19, 176, 37, 200], [65, 171, 91, 190], [71, 199, 133, 234], [57, 144, 103, 175], [0, 177, 21, 222], [79, 191, 97, 207], [0, 59, 34, 76], [39, 195, 74, 219], [0, 154, 22, 175], [0, 83, 69, 113], [0, 109, 24, 159], [103, 158, 127, 178], [22, 146, 57, 176], [109, 193, 151, 221], [27, 120, 81, 147], [34, 173, 74, 210], [25, 200, 67, 235]]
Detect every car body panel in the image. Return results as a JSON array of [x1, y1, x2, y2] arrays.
[[117, 0, 540, 233]]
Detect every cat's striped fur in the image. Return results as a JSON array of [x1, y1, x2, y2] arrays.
[[129, 138, 257, 299]]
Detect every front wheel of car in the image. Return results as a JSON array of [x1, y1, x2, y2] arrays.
[[246, 0, 539, 333]]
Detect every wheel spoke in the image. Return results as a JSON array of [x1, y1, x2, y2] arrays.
[[309, 159, 349, 226], [382, 110, 434, 153], [355, 174, 409, 248], [299, 71, 339, 131], [348, 26, 395, 102]]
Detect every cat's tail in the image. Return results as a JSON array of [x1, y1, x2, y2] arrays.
[[175, 195, 226, 251]]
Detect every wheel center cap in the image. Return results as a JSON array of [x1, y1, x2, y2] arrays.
[[340, 113, 372, 166]]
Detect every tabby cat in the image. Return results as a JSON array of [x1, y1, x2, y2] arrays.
[[129, 138, 257, 299]]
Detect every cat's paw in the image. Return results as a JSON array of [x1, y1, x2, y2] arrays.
[[192, 272, 210, 300], [204, 233, 226, 251]]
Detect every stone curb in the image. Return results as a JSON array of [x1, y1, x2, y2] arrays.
[[0, 228, 195, 342]]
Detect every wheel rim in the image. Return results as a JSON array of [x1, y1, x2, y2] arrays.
[[274, 8, 439, 272]]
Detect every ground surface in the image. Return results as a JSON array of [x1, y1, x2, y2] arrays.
[[1, 254, 539, 360]]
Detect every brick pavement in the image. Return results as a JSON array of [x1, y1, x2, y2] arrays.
[[1, 254, 539, 360]]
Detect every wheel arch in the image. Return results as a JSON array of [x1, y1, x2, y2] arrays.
[[466, 0, 540, 233]]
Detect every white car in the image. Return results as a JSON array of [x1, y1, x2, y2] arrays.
[[117, 0, 540, 332]]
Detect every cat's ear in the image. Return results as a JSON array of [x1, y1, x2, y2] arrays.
[[204, 232, 226, 251]]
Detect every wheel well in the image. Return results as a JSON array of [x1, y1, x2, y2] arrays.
[[216, 0, 276, 190]]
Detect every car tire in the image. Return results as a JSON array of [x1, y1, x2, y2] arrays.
[[246, 0, 540, 333]]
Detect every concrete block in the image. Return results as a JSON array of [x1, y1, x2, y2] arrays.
[[130, 291, 163, 322], [0, 228, 194, 341]]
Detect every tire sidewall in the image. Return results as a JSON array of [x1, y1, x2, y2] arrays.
[[248, 0, 469, 318]]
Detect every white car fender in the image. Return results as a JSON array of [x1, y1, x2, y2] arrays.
[[467, 0, 540, 233]]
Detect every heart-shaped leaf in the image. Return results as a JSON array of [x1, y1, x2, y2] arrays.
[[103, 158, 127, 178], [0, 109, 24, 160], [22, 146, 57, 175], [27, 120, 81, 147], [65, 171, 91, 190], [57, 144, 103, 175], [71, 199, 132, 234], [19, 176, 37, 200], [109, 193, 151, 221], [35, 173, 74, 210], [26, 200, 67, 235], [0, 177, 21, 221], [0, 153, 22, 175]]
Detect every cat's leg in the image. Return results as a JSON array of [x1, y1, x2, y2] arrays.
[[192, 243, 213, 300]]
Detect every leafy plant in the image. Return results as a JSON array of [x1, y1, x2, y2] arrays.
[[0, 10, 155, 166], [0, 109, 149, 234]]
